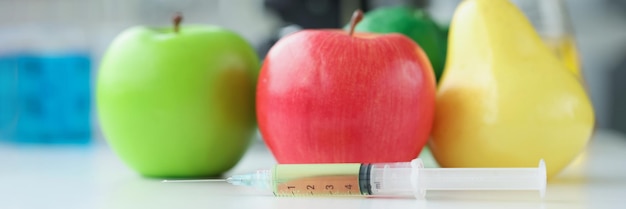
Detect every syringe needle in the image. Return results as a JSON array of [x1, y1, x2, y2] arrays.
[[161, 179, 226, 183]]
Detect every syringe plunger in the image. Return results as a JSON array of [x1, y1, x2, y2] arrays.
[[410, 159, 547, 198]]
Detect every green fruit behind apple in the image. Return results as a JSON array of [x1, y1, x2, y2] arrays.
[[97, 17, 259, 178], [352, 6, 448, 81]]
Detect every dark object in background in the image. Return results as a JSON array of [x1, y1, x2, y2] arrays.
[[258, 0, 347, 59], [258, 0, 429, 59], [264, 0, 428, 28], [609, 51, 626, 135], [608, 0, 626, 10], [264, 0, 344, 29], [607, 0, 626, 135]]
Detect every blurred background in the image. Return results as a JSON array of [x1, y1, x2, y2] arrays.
[[0, 0, 624, 144]]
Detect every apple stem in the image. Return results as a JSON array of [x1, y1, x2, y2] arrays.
[[173, 12, 183, 33], [348, 9, 364, 37]]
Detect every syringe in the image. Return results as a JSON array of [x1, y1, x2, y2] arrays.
[[166, 158, 546, 199]]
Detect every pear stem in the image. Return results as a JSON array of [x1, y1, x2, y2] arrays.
[[348, 9, 364, 37], [173, 12, 183, 33]]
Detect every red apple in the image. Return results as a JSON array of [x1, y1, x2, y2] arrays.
[[257, 10, 436, 164]]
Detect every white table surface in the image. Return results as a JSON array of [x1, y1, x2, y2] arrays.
[[1, 129, 625, 209]]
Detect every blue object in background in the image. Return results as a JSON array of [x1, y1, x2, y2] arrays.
[[0, 53, 92, 144], [0, 56, 18, 137]]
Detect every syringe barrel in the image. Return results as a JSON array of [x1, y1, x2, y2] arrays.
[[368, 162, 415, 197]]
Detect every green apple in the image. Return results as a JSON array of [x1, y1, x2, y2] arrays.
[[97, 15, 259, 178]]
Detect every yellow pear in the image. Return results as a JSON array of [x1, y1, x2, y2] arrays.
[[431, 0, 595, 178], [545, 36, 583, 79]]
